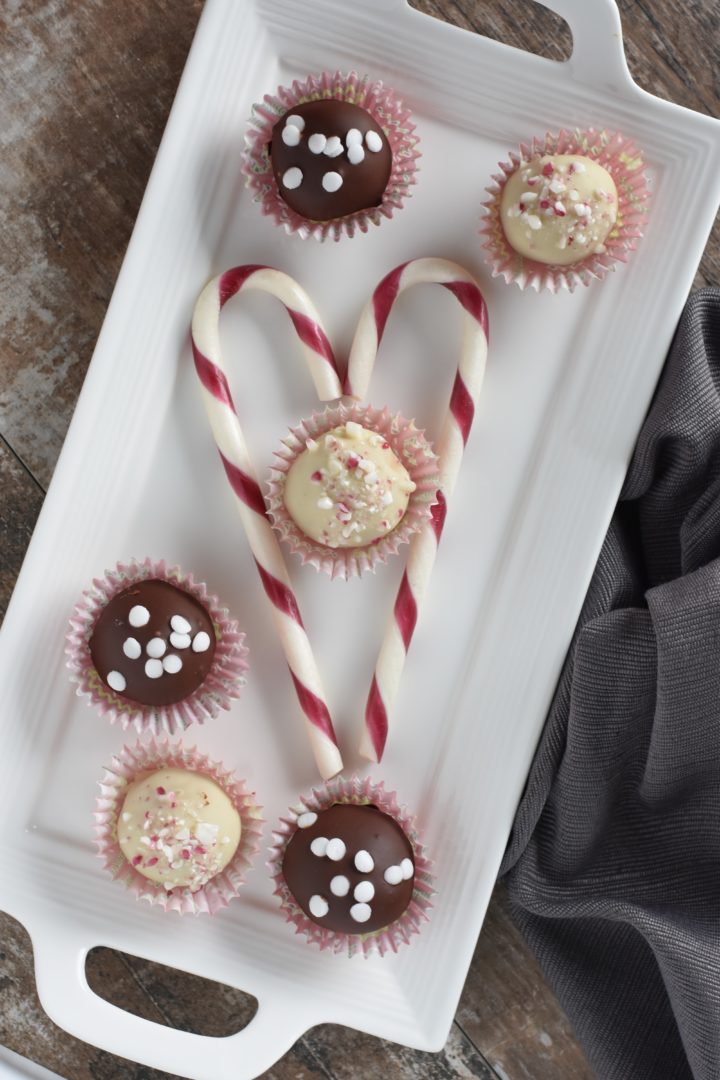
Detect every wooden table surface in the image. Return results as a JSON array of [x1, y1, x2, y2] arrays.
[[1, 2, 717, 1078]]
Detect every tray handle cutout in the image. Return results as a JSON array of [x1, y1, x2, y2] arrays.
[[32, 930, 312, 1080], [404, 0, 632, 93]]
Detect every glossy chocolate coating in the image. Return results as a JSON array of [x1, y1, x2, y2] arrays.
[[282, 803, 415, 934], [270, 99, 392, 222], [89, 579, 216, 707]]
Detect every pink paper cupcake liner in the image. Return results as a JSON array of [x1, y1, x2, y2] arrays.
[[268, 775, 434, 957], [95, 738, 263, 915], [243, 70, 420, 242], [66, 558, 249, 736], [266, 401, 440, 580], [480, 128, 651, 293]]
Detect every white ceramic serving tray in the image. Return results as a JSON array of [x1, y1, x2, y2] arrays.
[[1, 1, 719, 1077]]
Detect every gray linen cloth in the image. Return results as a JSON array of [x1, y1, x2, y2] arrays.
[[500, 289, 720, 1080]]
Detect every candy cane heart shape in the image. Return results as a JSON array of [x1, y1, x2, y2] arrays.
[[191, 264, 344, 779], [346, 258, 490, 763]]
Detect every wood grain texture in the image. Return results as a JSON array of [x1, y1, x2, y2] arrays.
[[1, 0, 718, 1078]]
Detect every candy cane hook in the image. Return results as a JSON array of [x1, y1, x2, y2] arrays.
[[347, 258, 490, 763], [191, 264, 344, 779]]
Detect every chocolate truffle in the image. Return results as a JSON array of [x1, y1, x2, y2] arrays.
[[500, 154, 618, 266], [282, 803, 415, 934], [269, 99, 392, 222], [283, 422, 416, 549], [117, 767, 241, 892], [89, 579, 216, 707]]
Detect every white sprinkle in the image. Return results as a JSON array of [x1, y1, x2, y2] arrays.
[[196, 822, 219, 845], [192, 631, 211, 653], [163, 654, 183, 674], [365, 130, 383, 152], [281, 124, 301, 146], [170, 614, 192, 634], [400, 857, 414, 880], [322, 171, 343, 193], [354, 880, 375, 903], [384, 864, 403, 885], [526, 214, 542, 230], [310, 836, 329, 857], [285, 114, 305, 131], [326, 837, 347, 862], [282, 166, 303, 190], [145, 658, 163, 679], [350, 902, 372, 923], [107, 670, 126, 693], [317, 496, 334, 510], [346, 127, 363, 145], [297, 812, 318, 829], [146, 637, 166, 659], [129, 605, 150, 628], [122, 637, 141, 660], [170, 632, 191, 649], [347, 143, 365, 165], [354, 850, 374, 874], [308, 133, 326, 154], [330, 875, 350, 897], [323, 135, 343, 158], [309, 894, 329, 919]]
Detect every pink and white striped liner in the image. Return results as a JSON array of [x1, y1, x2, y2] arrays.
[[95, 738, 263, 915], [191, 265, 344, 780], [345, 258, 490, 763], [480, 128, 650, 293]]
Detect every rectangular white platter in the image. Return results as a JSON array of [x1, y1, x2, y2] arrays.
[[1, 1, 719, 1077]]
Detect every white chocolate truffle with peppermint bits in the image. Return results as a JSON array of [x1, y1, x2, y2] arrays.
[[283, 422, 416, 549], [117, 768, 241, 892], [500, 154, 618, 267]]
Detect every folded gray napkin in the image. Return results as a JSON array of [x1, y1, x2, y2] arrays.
[[500, 289, 720, 1080]]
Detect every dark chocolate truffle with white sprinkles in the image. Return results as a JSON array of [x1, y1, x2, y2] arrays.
[[66, 558, 249, 736], [282, 803, 415, 933], [89, 579, 217, 707], [269, 776, 434, 956], [270, 99, 392, 222]]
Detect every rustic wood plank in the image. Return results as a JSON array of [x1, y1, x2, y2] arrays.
[[0, 437, 45, 620]]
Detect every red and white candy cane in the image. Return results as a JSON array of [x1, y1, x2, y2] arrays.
[[191, 265, 344, 779], [346, 258, 490, 763]]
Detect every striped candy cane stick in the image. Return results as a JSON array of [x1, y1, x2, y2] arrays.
[[346, 258, 490, 763], [191, 264, 344, 779]]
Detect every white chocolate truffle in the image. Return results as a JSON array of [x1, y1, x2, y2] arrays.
[[283, 423, 416, 549], [500, 154, 618, 267], [116, 767, 241, 892]]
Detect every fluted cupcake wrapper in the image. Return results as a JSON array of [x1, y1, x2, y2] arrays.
[[480, 128, 651, 293], [266, 401, 440, 580], [94, 738, 263, 915], [66, 558, 249, 736], [268, 775, 434, 957], [243, 70, 420, 242]]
